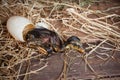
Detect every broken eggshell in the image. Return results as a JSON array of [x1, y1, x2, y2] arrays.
[[7, 16, 50, 42], [35, 21, 50, 29]]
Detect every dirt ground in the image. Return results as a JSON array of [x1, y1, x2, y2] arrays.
[[0, 0, 120, 80]]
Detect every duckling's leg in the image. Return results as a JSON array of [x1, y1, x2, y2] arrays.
[[37, 47, 48, 55]]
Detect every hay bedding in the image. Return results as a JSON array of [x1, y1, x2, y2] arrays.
[[0, 0, 120, 80]]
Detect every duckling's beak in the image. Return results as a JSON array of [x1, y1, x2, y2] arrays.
[[74, 46, 85, 53], [65, 44, 85, 53]]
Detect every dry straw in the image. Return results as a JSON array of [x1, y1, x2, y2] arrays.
[[0, 0, 120, 80]]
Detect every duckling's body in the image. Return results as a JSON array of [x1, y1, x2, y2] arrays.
[[25, 28, 64, 55], [25, 28, 84, 56]]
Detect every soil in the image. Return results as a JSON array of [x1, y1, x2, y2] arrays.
[[90, 0, 120, 15]]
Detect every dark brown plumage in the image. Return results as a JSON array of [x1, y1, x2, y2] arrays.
[[25, 28, 84, 56]]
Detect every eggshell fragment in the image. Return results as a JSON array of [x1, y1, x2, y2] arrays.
[[35, 21, 50, 29], [7, 16, 35, 42]]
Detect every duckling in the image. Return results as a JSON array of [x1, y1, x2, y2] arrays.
[[25, 28, 84, 56]]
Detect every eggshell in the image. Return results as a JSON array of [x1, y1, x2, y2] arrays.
[[35, 21, 50, 29], [7, 16, 35, 42]]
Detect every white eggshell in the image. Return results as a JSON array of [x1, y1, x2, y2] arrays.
[[7, 16, 33, 42], [35, 22, 50, 29]]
